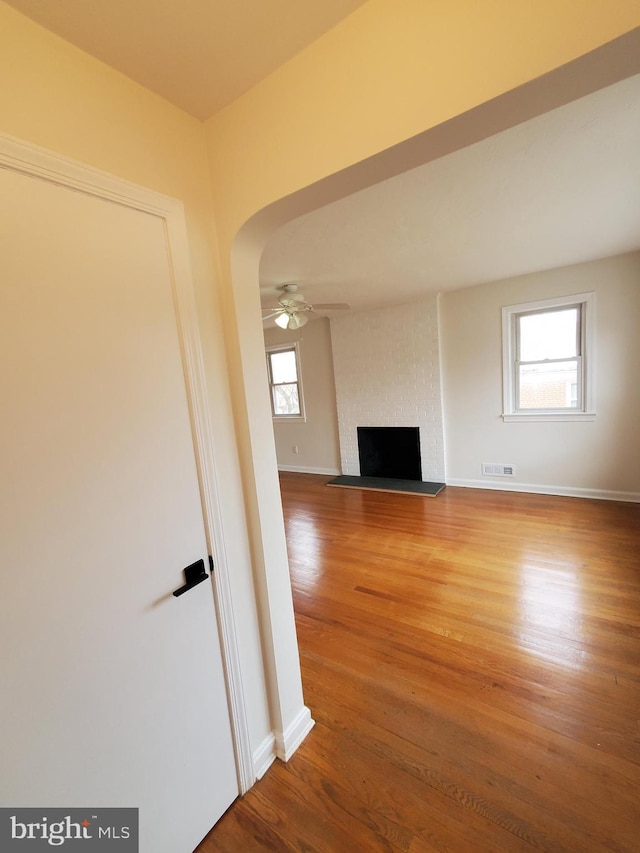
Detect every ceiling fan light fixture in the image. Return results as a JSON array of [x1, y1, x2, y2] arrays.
[[263, 284, 349, 328], [273, 310, 310, 330], [288, 312, 308, 329]]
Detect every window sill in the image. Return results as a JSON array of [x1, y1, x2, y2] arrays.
[[272, 415, 307, 423], [502, 412, 596, 423]]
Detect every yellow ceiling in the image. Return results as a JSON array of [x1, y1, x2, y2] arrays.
[[4, 0, 368, 119]]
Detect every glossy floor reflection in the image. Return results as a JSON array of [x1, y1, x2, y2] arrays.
[[198, 475, 640, 852], [518, 559, 585, 669]]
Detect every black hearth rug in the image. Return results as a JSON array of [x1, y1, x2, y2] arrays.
[[327, 476, 445, 497]]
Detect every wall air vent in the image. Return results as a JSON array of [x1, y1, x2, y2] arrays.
[[482, 462, 516, 477]]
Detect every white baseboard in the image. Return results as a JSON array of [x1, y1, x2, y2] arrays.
[[278, 465, 341, 476], [252, 733, 276, 781], [274, 705, 315, 762], [251, 706, 315, 781], [447, 478, 640, 503]]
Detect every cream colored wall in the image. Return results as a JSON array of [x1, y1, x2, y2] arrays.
[[205, 0, 640, 247], [439, 252, 640, 499], [200, 3, 640, 750], [264, 319, 341, 475], [0, 1, 273, 760]]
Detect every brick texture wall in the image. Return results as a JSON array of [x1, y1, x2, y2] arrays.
[[330, 297, 445, 481]]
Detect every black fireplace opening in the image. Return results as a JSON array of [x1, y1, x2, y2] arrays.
[[357, 426, 422, 481]]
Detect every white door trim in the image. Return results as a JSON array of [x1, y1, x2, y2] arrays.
[[0, 131, 254, 793]]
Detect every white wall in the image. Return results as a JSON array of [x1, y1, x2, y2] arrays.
[[330, 297, 445, 482], [262, 255, 640, 503], [440, 252, 640, 500], [264, 318, 341, 475]]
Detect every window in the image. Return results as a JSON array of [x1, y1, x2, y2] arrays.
[[501, 293, 595, 421], [266, 343, 305, 419]]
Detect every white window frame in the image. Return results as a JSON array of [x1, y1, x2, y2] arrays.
[[265, 341, 306, 421], [501, 292, 596, 422]]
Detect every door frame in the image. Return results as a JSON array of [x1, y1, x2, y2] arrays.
[[0, 131, 254, 793]]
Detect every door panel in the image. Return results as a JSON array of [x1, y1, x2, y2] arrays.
[[0, 167, 238, 851]]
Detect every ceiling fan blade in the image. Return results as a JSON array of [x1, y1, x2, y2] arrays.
[[262, 311, 283, 321], [311, 303, 351, 310]]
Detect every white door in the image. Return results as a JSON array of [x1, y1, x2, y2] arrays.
[[0, 164, 238, 851]]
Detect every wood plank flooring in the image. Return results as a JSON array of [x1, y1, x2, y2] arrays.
[[197, 474, 640, 852]]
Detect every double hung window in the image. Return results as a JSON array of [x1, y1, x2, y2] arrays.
[[266, 343, 305, 419], [502, 293, 595, 421]]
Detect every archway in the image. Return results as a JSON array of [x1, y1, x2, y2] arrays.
[[212, 24, 640, 766]]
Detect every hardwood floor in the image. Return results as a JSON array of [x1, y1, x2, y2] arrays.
[[198, 474, 640, 852]]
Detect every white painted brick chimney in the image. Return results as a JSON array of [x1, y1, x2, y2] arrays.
[[330, 296, 445, 481]]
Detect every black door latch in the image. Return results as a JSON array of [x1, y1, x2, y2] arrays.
[[172, 558, 210, 597]]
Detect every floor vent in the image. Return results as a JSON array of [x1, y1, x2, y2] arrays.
[[482, 462, 516, 477]]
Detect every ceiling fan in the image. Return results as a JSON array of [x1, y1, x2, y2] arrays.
[[261, 284, 350, 329]]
